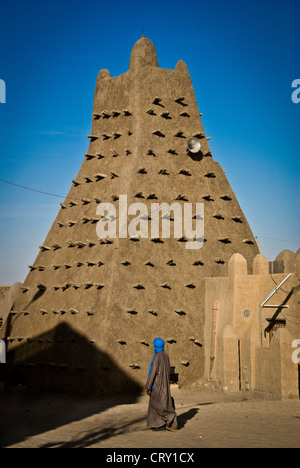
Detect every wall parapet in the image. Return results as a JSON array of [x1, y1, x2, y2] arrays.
[[205, 249, 300, 399]]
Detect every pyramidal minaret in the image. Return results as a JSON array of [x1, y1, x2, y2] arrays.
[[1, 38, 259, 396]]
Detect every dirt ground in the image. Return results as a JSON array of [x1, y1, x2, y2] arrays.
[[0, 382, 299, 449]]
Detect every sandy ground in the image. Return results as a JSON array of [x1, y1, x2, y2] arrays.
[[0, 383, 299, 449]]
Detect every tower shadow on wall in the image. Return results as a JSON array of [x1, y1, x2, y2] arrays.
[[3, 321, 143, 399]]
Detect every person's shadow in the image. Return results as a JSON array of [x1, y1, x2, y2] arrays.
[[178, 408, 199, 429]]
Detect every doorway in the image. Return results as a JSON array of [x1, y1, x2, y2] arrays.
[[266, 319, 286, 343]]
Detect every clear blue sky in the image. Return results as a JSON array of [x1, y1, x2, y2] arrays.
[[0, 0, 299, 284]]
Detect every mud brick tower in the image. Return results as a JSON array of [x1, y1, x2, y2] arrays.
[[1, 38, 259, 396]]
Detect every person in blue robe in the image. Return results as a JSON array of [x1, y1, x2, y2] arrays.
[[145, 337, 178, 431]]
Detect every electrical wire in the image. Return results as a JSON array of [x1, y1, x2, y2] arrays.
[[0, 178, 67, 198], [0, 178, 299, 246], [0, 178, 80, 201]]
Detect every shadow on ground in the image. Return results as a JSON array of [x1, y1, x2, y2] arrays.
[[0, 322, 143, 448], [39, 415, 148, 448], [0, 389, 145, 448]]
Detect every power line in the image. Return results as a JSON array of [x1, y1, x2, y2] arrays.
[[0, 178, 72, 200]]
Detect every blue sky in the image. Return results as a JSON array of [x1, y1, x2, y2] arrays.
[[0, 0, 299, 284]]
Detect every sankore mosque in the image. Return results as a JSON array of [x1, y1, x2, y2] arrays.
[[1, 38, 299, 399]]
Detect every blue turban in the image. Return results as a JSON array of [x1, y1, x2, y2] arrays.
[[153, 337, 165, 354], [148, 338, 165, 389]]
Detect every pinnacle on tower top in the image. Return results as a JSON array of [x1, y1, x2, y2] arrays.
[[129, 36, 159, 69]]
